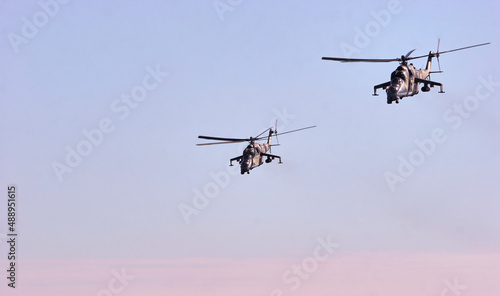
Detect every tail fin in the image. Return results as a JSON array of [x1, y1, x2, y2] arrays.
[[273, 119, 279, 145], [427, 39, 443, 73], [425, 51, 433, 71], [267, 129, 273, 146], [435, 38, 442, 72]]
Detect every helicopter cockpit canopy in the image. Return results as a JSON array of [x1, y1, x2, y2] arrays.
[[243, 145, 255, 155], [391, 70, 405, 81], [390, 69, 406, 89], [241, 149, 253, 170], [391, 77, 403, 85]]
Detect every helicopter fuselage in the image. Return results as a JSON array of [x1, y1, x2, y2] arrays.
[[386, 63, 427, 103], [323, 41, 489, 105], [198, 125, 315, 175], [239, 142, 271, 173], [230, 130, 281, 174], [373, 52, 444, 104]]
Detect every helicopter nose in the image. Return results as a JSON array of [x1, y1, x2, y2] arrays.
[[387, 86, 398, 94], [240, 166, 249, 174], [387, 94, 399, 104], [240, 161, 250, 174]]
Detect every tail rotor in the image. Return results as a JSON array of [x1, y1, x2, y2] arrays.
[[436, 38, 442, 72], [274, 119, 279, 146], [428, 38, 444, 80], [270, 119, 279, 153]]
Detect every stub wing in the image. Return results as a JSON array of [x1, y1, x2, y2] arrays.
[[261, 153, 282, 164], [414, 78, 444, 93], [373, 81, 390, 96], [229, 155, 243, 166]]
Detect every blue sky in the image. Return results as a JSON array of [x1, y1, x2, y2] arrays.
[[0, 0, 499, 294]]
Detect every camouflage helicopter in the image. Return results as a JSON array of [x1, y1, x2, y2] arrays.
[[197, 124, 316, 174], [322, 40, 490, 104]]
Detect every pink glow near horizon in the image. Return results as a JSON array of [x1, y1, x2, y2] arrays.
[[1, 252, 499, 296]]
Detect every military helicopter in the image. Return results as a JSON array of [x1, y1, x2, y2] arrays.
[[322, 40, 490, 104], [197, 123, 316, 174]]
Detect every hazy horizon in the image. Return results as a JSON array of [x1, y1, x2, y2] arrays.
[[1, 0, 499, 295]]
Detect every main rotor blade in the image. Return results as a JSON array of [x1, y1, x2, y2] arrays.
[[199, 125, 316, 144], [324, 42, 489, 63], [404, 54, 432, 61], [406, 42, 490, 61], [322, 57, 399, 63], [435, 42, 490, 55], [197, 140, 247, 146], [254, 128, 271, 139], [198, 135, 250, 142], [404, 49, 416, 59], [276, 125, 316, 136]]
